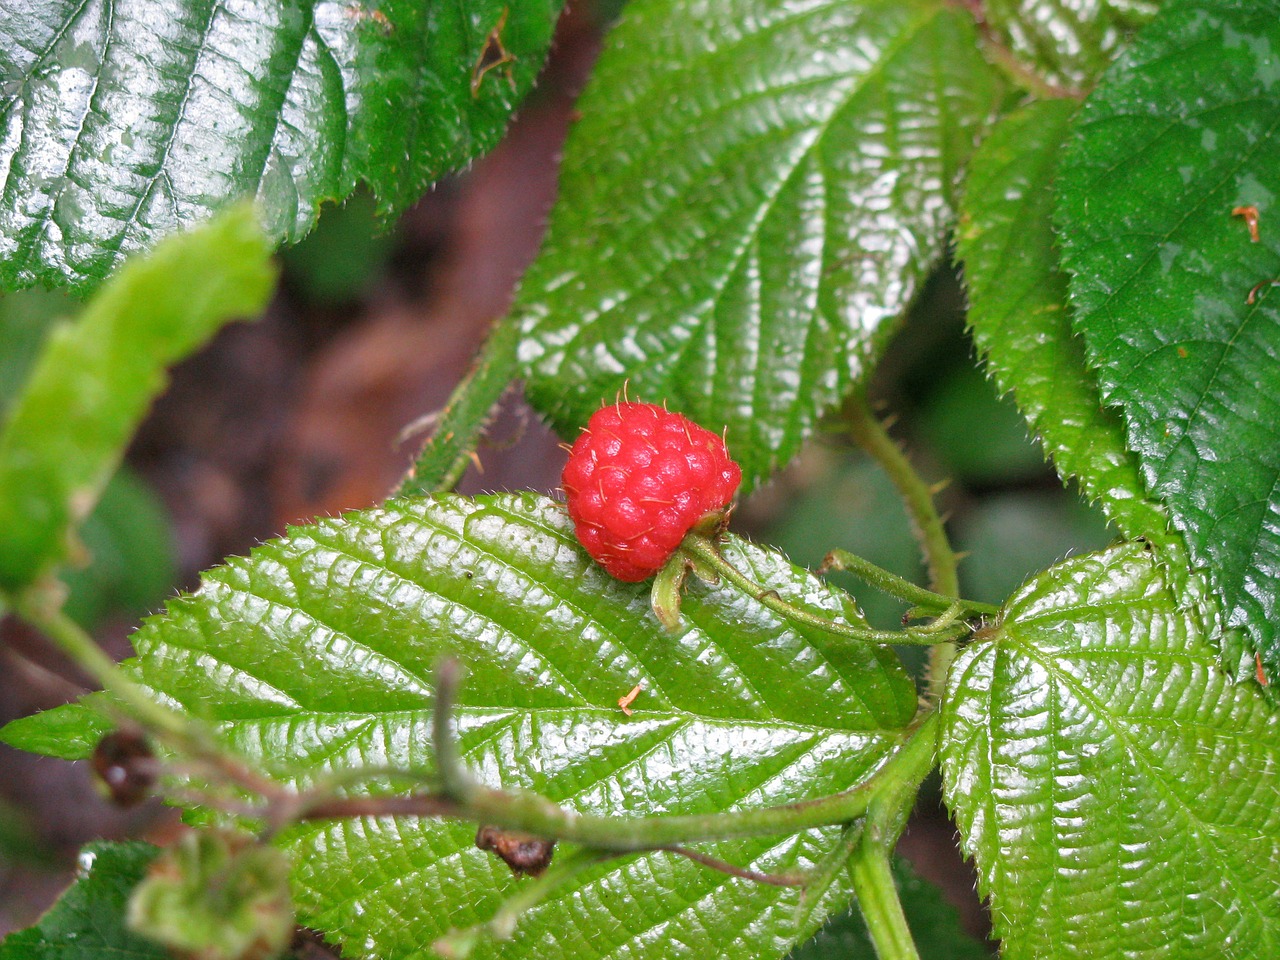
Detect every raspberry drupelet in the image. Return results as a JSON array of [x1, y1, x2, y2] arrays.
[[561, 402, 742, 582]]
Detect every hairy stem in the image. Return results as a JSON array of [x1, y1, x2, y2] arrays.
[[13, 588, 279, 801], [850, 840, 921, 960], [396, 316, 521, 497], [847, 394, 964, 702], [678, 537, 968, 647], [403, 662, 943, 850]]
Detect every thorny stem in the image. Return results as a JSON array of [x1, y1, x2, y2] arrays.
[[821, 549, 998, 619], [677, 537, 969, 647], [846, 394, 969, 704]]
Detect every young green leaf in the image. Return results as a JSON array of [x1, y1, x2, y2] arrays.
[[0, 841, 169, 960], [10, 493, 918, 960], [1056, 0, 1280, 678], [941, 541, 1280, 959], [958, 99, 1166, 542], [0, 204, 274, 592], [979, 0, 1158, 89], [0, 0, 561, 292], [516, 0, 1002, 487]]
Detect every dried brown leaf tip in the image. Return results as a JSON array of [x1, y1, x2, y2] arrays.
[[475, 826, 556, 877]]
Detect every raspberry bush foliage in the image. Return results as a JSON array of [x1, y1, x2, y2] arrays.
[[1, 1, 1279, 959]]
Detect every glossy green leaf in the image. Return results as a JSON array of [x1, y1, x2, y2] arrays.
[[0, 203, 274, 591], [958, 99, 1166, 541], [980, 0, 1158, 89], [0, 0, 561, 291], [14, 493, 917, 960], [517, 0, 1002, 487], [789, 857, 990, 960], [0, 698, 111, 759], [0, 841, 168, 960], [941, 541, 1280, 959], [1056, 0, 1280, 676]]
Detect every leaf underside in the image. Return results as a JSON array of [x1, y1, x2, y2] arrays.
[[942, 541, 1280, 959], [0, 0, 561, 291], [8, 493, 919, 960], [516, 0, 1002, 487], [1055, 0, 1280, 677]]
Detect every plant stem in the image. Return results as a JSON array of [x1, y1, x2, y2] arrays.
[[395, 316, 521, 497], [821, 549, 998, 618], [411, 662, 943, 850], [846, 394, 964, 702], [15, 588, 191, 741], [850, 839, 920, 960], [677, 537, 967, 647], [13, 586, 280, 801]]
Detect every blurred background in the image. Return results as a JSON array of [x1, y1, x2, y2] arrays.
[[0, 1, 1114, 952]]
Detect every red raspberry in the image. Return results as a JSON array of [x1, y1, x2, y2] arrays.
[[561, 402, 742, 582]]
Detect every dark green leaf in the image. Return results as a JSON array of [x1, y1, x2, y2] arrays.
[[980, 0, 1158, 89], [62, 467, 176, 630], [789, 857, 990, 960], [518, 0, 1002, 487], [16, 493, 918, 960], [941, 541, 1280, 959], [0, 203, 274, 591], [1055, 0, 1280, 676], [958, 99, 1166, 541], [0, 287, 79, 416], [0, 0, 561, 291], [0, 841, 168, 960]]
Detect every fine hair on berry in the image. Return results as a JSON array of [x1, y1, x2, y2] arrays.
[[561, 402, 742, 581]]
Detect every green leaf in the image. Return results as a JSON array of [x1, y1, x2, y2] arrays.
[[980, 0, 1159, 89], [0, 203, 274, 591], [0, 0, 561, 291], [789, 857, 990, 960], [0, 287, 79, 417], [18, 492, 918, 960], [0, 699, 111, 760], [1055, 0, 1280, 676], [940, 541, 1280, 959], [0, 840, 169, 960], [958, 99, 1166, 541], [517, 0, 1002, 487], [61, 467, 176, 630]]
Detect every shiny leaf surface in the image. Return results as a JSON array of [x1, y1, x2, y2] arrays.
[[0, 204, 274, 591], [981, 0, 1158, 88], [0, 841, 167, 960], [16, 493, 918, 960], [0, 0, 560, 291], [941, 542, 1280, 959], [517, 0, 1002, 487], [1056, 0, 1280, 676], [958, 99, 1165, 540]]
